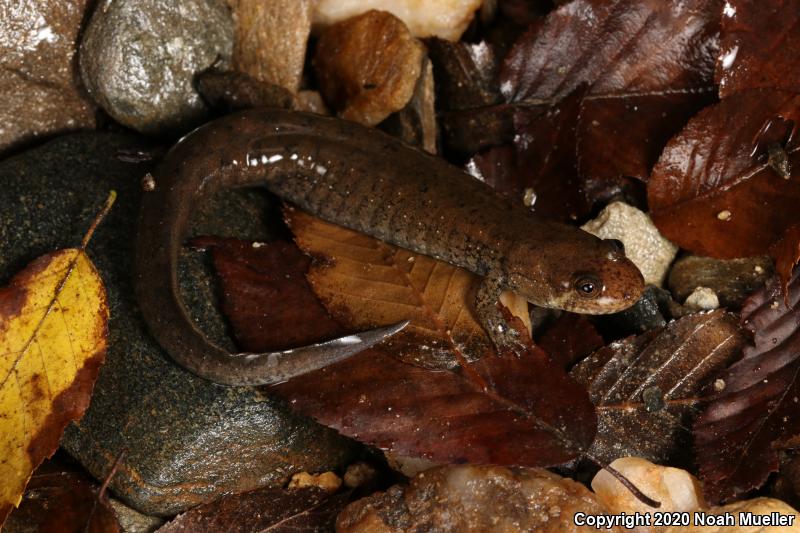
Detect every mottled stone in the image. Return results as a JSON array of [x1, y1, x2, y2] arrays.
[[337, 464, 617, 532], [668, 255, 774, 309], [0, 0, 96, 155], [79, 0, 233, 135], [314, 10, 425, 127], [593, 457, 706, 519], [582, 202, 678, 287], [108, 499, 163, 533], [595, 285, 670, 338], [683, 286, 720, 311], [229, 0, 313, 93], [0, 133, 358, 516]]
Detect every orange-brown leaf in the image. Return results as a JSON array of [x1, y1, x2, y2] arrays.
[[286, 207, 530, 369]]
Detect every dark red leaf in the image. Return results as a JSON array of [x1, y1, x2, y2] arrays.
[[716, 0, 800, 98], [648, 90, 800, 258], [498, 0, 720, 183], [694, 270, 800, 503], [770, 224, 800, 299], [158, 487, 348, 533], [273, 341, 597, 467], [571, 311, 746, 466], [201, 234, 597, 467], [577, 91, 715, 183], [470, 88, 590, 221], [535, 313, 604, 369], [189, 237, 343, 350], [5, 461, 120, 533]]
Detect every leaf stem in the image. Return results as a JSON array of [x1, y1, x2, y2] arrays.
[[585, 453, 661, 508], [81, 190, 117, 249]]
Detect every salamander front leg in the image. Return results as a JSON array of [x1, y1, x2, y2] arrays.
[[475, 274, 528, 354]]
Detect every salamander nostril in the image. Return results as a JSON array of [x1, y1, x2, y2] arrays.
[[605, 239, 625, 253]]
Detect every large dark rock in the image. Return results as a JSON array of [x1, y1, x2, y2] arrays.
[[0, 133, 358, 516], [79, 0, 233, 135], [0, 0, 96, 155]]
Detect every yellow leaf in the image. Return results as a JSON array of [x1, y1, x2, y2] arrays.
[[286, 208, 531, 368], [0, 248, 108, 525]]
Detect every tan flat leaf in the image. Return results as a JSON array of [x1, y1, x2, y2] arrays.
[[0, 248, 108, 525], [286, 207, 530, 369]]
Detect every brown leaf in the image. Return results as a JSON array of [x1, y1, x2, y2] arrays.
[[498, 0, 720, 182], [314, 10, 425, 126], [716, 0, 800, 97], [694, 270, 800, 503], [157, 487, 348, 533], [648, 90, 800, 258], [770, 224, 800, 299], [4, 461, 120, 533], [202, 214, 597, 467], [572, 311, 747, 466]]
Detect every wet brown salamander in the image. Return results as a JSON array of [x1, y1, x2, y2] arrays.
[[135, 109, 644, 386]]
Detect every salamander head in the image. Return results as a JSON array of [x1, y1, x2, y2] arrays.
[[505, 231, 644, 314]]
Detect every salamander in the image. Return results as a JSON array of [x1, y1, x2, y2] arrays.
[[135, 109, 644, 386]]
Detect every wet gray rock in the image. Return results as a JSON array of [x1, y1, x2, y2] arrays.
[[0, 0, 96, 155], [668, 255, 774, 309], [594, 285, 671, 338], [0, 133, 358, 517], [79, 0, 233, 135], [108, 499, 163, 533]]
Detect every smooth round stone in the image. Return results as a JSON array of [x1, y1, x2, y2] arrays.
[[79, 0, 233, 135], [0, 132, 358, 516]]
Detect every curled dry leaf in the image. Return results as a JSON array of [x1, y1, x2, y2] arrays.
[[157, 486, 349, 533], [716, 0, 800, 97], [0, 248, 108, 524], [498, 0, 720, 183], [649, 90, 800, 258], [695, 269, 800, 503], [314, 10, 425, 126], [571, 311, 747, 466], [202, 213, 597, 467]]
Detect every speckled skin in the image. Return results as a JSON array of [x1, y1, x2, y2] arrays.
[[136, 110, 644, 386]]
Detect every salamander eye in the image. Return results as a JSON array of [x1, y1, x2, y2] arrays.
[[604, 239, 625, 253], [573, 274, 602, 298]]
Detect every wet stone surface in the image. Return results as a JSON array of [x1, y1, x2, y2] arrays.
[[668, 255, 774, 309], [80, 0, 233, 135], [337, 464, 611, 532], [0, 133, 359, 517], [0, 0, 96, 155]]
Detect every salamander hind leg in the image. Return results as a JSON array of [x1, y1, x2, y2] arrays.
[[475, 274, 529, 354]]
